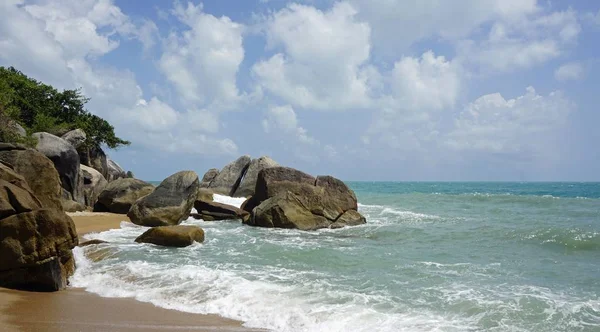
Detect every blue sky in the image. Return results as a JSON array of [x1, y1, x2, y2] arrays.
[[1, 0, 599, 181]]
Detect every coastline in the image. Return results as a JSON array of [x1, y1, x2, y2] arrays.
[[0, 213, 263, 332]]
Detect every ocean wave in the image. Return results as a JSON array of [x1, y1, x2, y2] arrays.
[[523, 228, 600, 251], [213, 194, 246, 208], [70, 246, 475, 332]]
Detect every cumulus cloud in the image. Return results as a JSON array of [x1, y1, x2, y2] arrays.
[[445, 87, 574, 158], [253, 2, 375, 111], [262, 105, 318, 145], [159, 2, 245, 109], [554, 62, 584, 81]]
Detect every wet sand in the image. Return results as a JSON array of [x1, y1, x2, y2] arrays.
[[0, 213, 263, 332]]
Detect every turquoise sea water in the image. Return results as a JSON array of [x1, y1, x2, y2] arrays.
[[71, 182, 600, 331]]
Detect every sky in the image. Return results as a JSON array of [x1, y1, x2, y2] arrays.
[[1, 0, 599, 181]]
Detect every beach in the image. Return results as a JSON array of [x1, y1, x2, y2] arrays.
[[0, 213, 261, 332]]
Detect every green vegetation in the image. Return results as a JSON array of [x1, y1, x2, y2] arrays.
[[0, 66, 129, 149]]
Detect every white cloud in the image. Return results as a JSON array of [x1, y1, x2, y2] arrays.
[[445, 87, 574, 158], [583, 10, 600, 26], [457, 9, 580, 72], [554, 62, 584, 81], [391, 51, 461, 111], [159, 2, 244, 109], [252, 2, 374, 111], [262, 105, 318, 145], [348, 0, 538, 55]]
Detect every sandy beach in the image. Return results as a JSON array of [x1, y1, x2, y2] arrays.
[[0, 213, 262, 332]]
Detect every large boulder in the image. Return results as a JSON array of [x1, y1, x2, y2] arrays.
[[196, 188, 214, 202], [234, 156, 278, 198], [107, 158, 127, 182], [0, 179, 42, 219], [80, 165, 108, 207], [242, 167, 315, 213], [94, 178, 155, 214], [208, 155, 251, 195], [0, 161, 29, 190], [0, 208, 78, 291], [61, 129, 86, 149], [32, 132, 83, 205], [79, 145, 109, 180], [128, 171, 199, 227], [0, 146, 62, 210], [61, 199, 86, 212], [244, 167, 365, 230], [135, 225, 204, 247], [199, 168, 219, 188], [192, 200, 250, 222]]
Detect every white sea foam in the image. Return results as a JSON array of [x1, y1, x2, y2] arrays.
[[213, 194, 246, 208]]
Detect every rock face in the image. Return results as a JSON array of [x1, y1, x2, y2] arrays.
[[0, 146, 63, 210], [196, 188, 213, 202], [61, 199, 86, 212], [208, 156, 251, 195], [107, 158, 127, 182], [128, 171, 199, 227], [244, 167, 365, 230], [192, 200, 250, 222], [0, 209, 78, 291], [242, 167, 315, 214], [94, 178, 154, 214], [80, 165, 108, 207], [234, 156, 278, 198], [199, 168, 219, 188], [61, 129, 86, 149], [79, 145, 109, 180], [32, 132, 83, 205], [135, 225, 204, 247], [0, 164, 78, 291]]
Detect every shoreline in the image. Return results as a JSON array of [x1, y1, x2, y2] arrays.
[[0, 212, 263, 332]]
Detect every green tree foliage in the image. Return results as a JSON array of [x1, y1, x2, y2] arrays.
[[0, 66, 129, 149]]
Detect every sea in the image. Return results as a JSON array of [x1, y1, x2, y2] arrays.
[[70, 182, 600, 332]]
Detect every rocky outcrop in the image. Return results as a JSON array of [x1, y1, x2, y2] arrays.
[[199, 168, 219, 188], [234, 156, 278, 198], [94, 178, 154, 214], [0, 164, 78, 291], [61, 199, 86, 212], [61, 129, 86, 149], [128, 171, 199, 227], [79, 145, 109, 180], [196, 188, 213, 202], [208, 155, 251, 195], [107, 158, 127, 182], [80, 165, 108, 207], [243, 167, 365, 230], [32, 132, 84, 205], [242, 166, 315, 213], [0, 145, 62, 210], [135, 225, 204, 247], [192, 200, 250, 222], [0, 209, 78, 291]]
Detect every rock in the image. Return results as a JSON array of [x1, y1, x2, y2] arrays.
[[61, 129, 86, 149], [234, 156, 278, 198], [193, 200, 250, 222], [61, 199, 86, 212], [0, 179, 42, 219], [79, 239, 108, 247], [0, 209, 78, 291], [196, 188, 214, 202], [334, 209, 366, 227], [0, 143, 27, 151], [199, 168, 219, 188], [250, 191, 330, 230], [242, 167, 315, 213], [0, 147, 63, 210], [208, 156, 251, 195], [81, 165, 108, 207], [244, 168, 365, 230], [126, 171, 134, 178], [32, 132, 83, 205], [0, 161, 29, 190], [6, 121, 26, 137], [79, 145, 109, 180], [107, 158, 126, 182], [128, 171, 199, 227], [94, 178, 155, 214], [135, 225, 204, 247]]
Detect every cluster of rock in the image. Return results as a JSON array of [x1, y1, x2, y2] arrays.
[[0, 144, 78, 291]]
